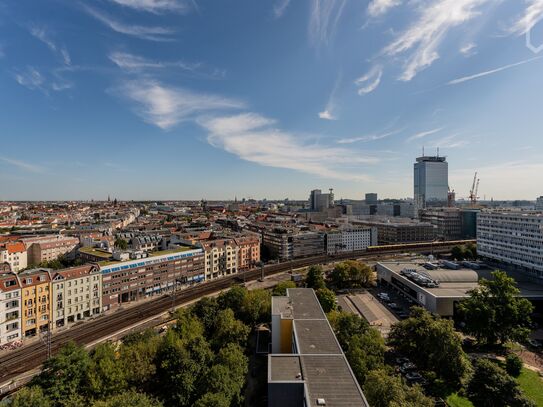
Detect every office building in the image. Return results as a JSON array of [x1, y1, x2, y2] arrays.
[[269, 288, 369, 407], [50, 265, 102, 329], [536, 196, 543, 211], [0, 272, 22, 344], [352, 217, 436, 245], [309, 189, 334, 212], [419, 207, 463, 241], [262, 228, 325, 261], [477, 211, 543, 282], [414, 155, 448, 211], [365, 193, 378, 205], [326, 226, 377, 255]]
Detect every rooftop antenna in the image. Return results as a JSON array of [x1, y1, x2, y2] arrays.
[[422, 146, 425, 156], [437, 147, 440, 157]]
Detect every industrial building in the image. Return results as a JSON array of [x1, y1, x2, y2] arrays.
[[269, 288, 369, 407], [414, 154, 449, 212], [477, 210, 543, 283], [376, 261, 543, 317]]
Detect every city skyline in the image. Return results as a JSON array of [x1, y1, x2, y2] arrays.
[[1, 1, 543, 200]]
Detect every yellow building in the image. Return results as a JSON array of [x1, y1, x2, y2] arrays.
[[18, 268, 51, 338]]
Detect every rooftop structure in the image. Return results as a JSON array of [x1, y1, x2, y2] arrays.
[[269, 288, 369, 407]]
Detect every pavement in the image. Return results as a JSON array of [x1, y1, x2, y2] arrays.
[[339, 292, 398, 337]]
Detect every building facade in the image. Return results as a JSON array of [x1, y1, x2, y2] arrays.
[[308, 189, 334, 212], [18, 269, 51, 337], [23, 235, 79, 265], [326, 226, 377, 255], [0, 272, 22, 344], [234, 233, 261, 270], [477, 211, 543, 282], [414, 155, 448, 211], [536, 196, 543, 211], [202, 239, 239, 280], [0, 242, 27, 272], [50, 265, 102, 329], [352, 218, 436, 245], [419, 207, 463, 241], [100, 248, 205, 311]]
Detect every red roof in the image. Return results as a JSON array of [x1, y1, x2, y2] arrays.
[[6, 242, 26, 254]]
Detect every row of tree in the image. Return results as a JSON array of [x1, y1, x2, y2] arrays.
[[4, 286, 271, 407]]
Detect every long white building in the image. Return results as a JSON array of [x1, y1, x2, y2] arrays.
[[477, 211, 543, 282], [326, 226, 377, 255]]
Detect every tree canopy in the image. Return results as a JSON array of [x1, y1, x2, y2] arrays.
[[328, 260, 375, 289], [272, 280, 296, 296], [305, 265, 326, 290], [458, 270, 534, 345], [363, 369, 434, 407], [316, 287, 337, 313]]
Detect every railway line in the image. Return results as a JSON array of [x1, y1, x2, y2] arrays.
[[0, 241, 465, 390]]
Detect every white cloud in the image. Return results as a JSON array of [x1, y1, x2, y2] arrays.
[[338, 129, 399, 144], [318, 74, 341, 120], [367, 0, 401, 17], [427, 134, 467, 149], [510, 0, 543, 35], [447, 56, 542, 85], [384, 0, 489, 81], [14, 67, 45, 90], [354, 65, 382, 95], [406, 127, 443, 142], [117, 80, 244, 129], [200, 113, 377, 181], [84, 6, 174, 41], [273, 0, 291, 18], [0, 157, 43, 173], [30, 26, 71, 65], [318, 110, 336, 120], [308, 0, 347, 48], [107, 0, 192, 14], [460, 42, 477, 56]]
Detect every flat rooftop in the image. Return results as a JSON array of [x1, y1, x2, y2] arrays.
[[269, 355, 302, 381], [294, 319, 342, 355], [288, 288, 327, 319]]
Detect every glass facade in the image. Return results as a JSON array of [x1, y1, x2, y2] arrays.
[[414, 156, 448, 208]]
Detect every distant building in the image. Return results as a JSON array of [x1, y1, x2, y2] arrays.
[[326, 226, 377, 254], [262, 228, 325, 261], [0, 272, 22, 344], [0, 242, 27, 272], [477, 211, 543, 283], [201, 239, 239, 280], [269, 288, 369, 407], [419, 207, 463, 241], [365, 193, 378, 205], [351, 217, 436, 245], [233, 233, 261, 271], [22, 235, 79, 266], [414, 155, 449, 212], [308, 189, 334, 212], [18, 268, 52, 338], [536, 196, 543, 211]]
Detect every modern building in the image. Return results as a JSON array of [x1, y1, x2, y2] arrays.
[[291, 232, 325, 259], [50, 264, 102, 329], [365, 193, 378, 205], [23, 235, 79, 266], [326, 226, 377, 255], [100, 247, 205, 311], [309, 189, 334, 212], [536, 196, 543, 211], [419, 207, 463, 241], [269, 288, 369, 407], [352, 218, 435, 245], [477, 211, 543, 282], [18, 268, 52, 337], [0, 242, 27, 272], [0, 272, 22, 344], [414, 155, 448, 211]]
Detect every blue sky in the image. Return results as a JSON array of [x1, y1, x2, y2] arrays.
[[1, 0, 543, 201]]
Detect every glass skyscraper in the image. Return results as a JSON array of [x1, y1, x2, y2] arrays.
[[414, 155, 448, 210]]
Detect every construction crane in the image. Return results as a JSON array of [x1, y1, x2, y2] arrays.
[[469, 172, 480, 205]]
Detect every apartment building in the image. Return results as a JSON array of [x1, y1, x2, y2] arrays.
[[0, 242, 27, 272], [262, 227, 325, 261], [419, 207, 463, 241], [100, 247, 205, 311], [23, 235, 79, 265], [536, 196, 543, 211], [50, 265, 102, 329], [477, 211, 543, 282], [326, 226, 377, 255], [233, 233, 261, 270], [18, 269, 51, 337], [352, 217, 436, 245], [201, 239, 239, 280], [0, 272, 22, 344]]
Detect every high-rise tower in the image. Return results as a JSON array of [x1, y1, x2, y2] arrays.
[[414, 153, 448, 212]]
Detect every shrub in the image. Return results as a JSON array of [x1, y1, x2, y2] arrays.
[[505, 353, 523, 377]]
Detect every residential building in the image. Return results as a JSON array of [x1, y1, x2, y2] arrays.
[[233, 233, 261, 270], [18, 268, 51, 337], [269, 288, 369, 407], [326, 226, 377, 255], [50, 265, 102, 329], [201, 239, 239, 280], [262, 228, 325, 261], [262, 228, 292, 261], [0, 272, 22, 344], [100, 247, 205, 311], [419, 207, 463, 240], [23, 235, 79, 265], [351, 217, 436, 245], [414, 155, 448, 211], [477, 211, 543, 282], [0, 242, 27, 272]]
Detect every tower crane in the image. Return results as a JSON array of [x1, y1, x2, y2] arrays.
[[469, 172, 480, 205]]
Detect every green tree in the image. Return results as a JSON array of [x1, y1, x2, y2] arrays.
[[346, 329, 386, 384], [32, 341, 90, 404], [465, 243, 477, 260], [363, 369, 434, 407], [316, 288, 337, 313], [388, 307, 471, 389], [114, 238, 128, 250], [305, 265, 326, 290], [86, 343, 126, 400], [458, 270, 534, 345], [241, 289, 271, 326], [328, 260, 374, 289], [92, 391, 163, 407], [4, 386, 53, 407], [193, 393, 229, 407], [191, 297, 220, 335], [451, 246, 465, 261], [328, 311, 369, 350], [218, 286, 247, 316], [506, 353, 523, 377], [119, 334, 160, 393], [211, 308, 250, 349], [272, 280, 296, 296], [173, 309, 206, 343], [467, 358, 535, 407]]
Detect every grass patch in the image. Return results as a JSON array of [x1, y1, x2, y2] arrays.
[[446, 393, 474, 407], [516, 368, 543, 407]]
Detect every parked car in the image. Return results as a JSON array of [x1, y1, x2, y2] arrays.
[[399, 362, 417, 374], [388, 303, 400, 310], [405, 371, 424, 382], [527, 339, 543, 348], [395, 357, 410, 365]]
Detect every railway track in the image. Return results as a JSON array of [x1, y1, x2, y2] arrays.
[[0, 244, 458, 388]]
